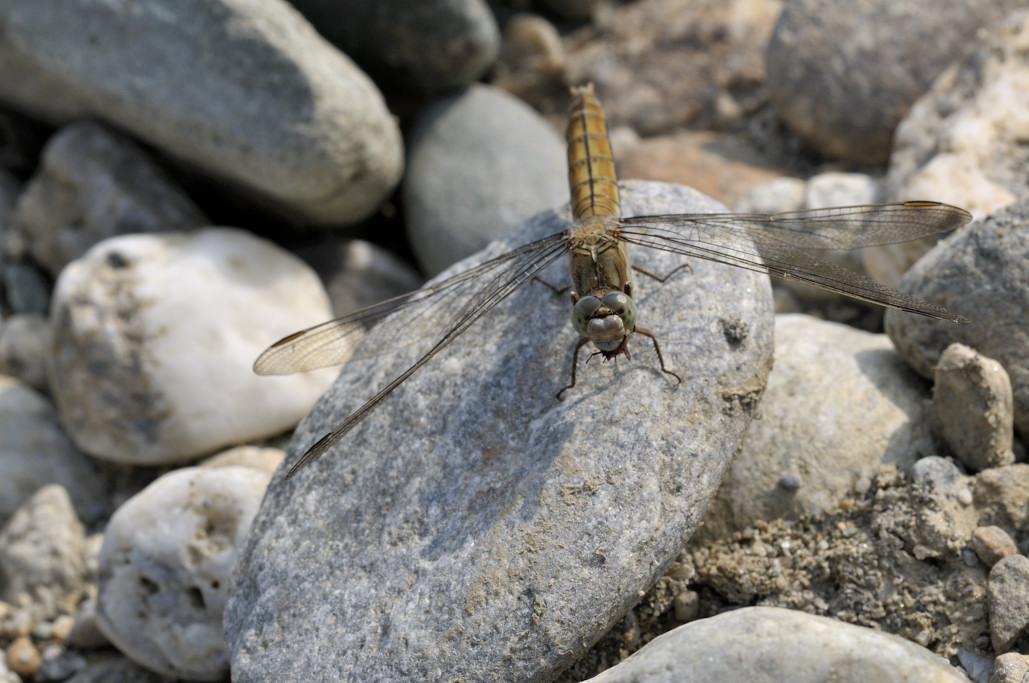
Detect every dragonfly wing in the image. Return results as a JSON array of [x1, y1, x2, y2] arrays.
[[623, 202, 972, 250], [617, 205, 969, 322], [282, 231, 572, 477]]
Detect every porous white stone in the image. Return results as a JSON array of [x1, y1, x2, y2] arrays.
[[48, 229, 337, 464], [96, 466, 269, 681]]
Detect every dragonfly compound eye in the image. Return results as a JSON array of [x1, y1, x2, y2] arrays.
[[601, 291, 638, 330], [572, 295, 602, 337]]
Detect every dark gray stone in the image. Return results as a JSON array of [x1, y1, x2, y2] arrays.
[[404, 84, 568, 276], [289, 0, 498, 91], [225, 180, 774, 681], [885, 200, 1029, 439], [766, 0, 1013, 164], [9, 122, 206, 277]]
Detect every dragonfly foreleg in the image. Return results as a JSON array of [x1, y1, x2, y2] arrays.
[[556, 337, 590, 400], [531, 276, 570, 297], [634, 326, 683, 386], [631, 263, 692, 283]]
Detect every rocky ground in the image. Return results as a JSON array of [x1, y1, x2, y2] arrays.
[[0, 0, 1027, 681]]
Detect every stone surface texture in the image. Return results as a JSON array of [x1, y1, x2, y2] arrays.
[[226, 181, 775, 681]]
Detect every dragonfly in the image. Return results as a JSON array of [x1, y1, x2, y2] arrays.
[[255, 83, 972, 479]]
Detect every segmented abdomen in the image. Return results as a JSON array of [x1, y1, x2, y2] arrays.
[[566, 84, 620, 221]]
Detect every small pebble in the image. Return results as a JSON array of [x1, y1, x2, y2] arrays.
[[991, 652, 1029, 683], [673, 591, 699, 622], [51, 614, 74, 642], [38, 644, 87, 680], [970, 526, 1018, 567], [5, 636, 40, 676]]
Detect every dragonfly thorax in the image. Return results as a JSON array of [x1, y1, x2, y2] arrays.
[[572, 290, 638, 353]]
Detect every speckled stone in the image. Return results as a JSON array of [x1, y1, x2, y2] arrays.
[[226, 181, 775, 681]]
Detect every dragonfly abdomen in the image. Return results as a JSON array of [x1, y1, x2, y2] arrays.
[[567, 84, 620, 221]]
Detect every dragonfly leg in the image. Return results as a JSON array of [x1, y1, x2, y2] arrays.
[[634, 326, 682, 386], [632, 263, 692, 283], [531, 276, 569, 297], [557, 337, 590, 400]]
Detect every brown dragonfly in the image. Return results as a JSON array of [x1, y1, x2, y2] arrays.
[[256, 84, 971, 479]]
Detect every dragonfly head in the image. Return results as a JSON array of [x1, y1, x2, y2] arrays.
[[572, 290, 638, 353]]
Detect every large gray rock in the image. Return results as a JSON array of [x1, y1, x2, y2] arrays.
[[767, 0, 1014, 164], [290, 0, 498, 91], [585, 607, 971, 682], [404, 84, 568, 276], [226, 181, 775, 681], [0, 0, 403, 226], [885, 199, 1029, 438]]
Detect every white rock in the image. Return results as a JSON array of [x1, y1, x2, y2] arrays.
[[0, 486, 88, 624], [95, 466, 269, 681], [586, 606, 970, 682], [699, 315, 937, 541], [200, 445, 285, 477], [0, 376, 107, 523], [48, 229, 337, 465]]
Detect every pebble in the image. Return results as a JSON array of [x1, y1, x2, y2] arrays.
[[932, 343, 1015, 470], [971, 526, 1019, 567], [47, 228, 338, 464], [0, 314, 51, 393], [0, 0, 403, 225], [585, 607, 970, 682], [991, 652, 1029, 683], [0, 486, 88, 625], [96, 466, 270, 681], [37, 644, 86, 680], [492, 13, 566, 103], [885, 199, 1029, 439], [403, 84, 567, 276], [973, 465, 1029, 533], [292, 0, 499, 91], [4, 636, 39, 677], [888, 9, 1029, 217], [698, 315, 936, 541], [988, 554, 1029, 653], [1, 260, 50, 316], [766, 0, 1011, 164], [226, 181, 775, 681], [6, 122, 206, 277]]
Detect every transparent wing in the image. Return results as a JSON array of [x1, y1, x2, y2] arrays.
[[618, 202, 971, 322], [255, 234, 572, 375], [263, 231, 572, 478]]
